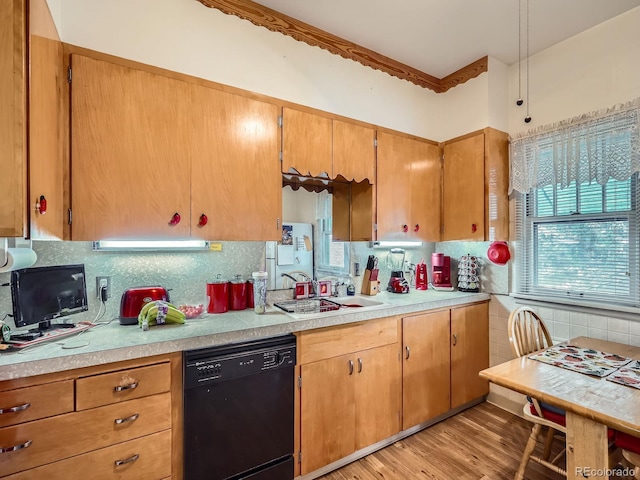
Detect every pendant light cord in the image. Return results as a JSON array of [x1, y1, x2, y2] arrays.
[[518, 0, 522, 102], [525, 0, 531, 122]]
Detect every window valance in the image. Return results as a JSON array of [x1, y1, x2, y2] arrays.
[[510, 98, 640, 194]]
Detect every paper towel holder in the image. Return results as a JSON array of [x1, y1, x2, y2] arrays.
[[1, 237, 35, 270]]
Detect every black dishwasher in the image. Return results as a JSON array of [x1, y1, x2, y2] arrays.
[[183, 335, 296, 480]]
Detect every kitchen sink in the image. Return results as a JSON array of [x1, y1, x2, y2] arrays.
[[326, 296, 385, 308]]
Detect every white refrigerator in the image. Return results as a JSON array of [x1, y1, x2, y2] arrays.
[[266, 222, 314, 290]]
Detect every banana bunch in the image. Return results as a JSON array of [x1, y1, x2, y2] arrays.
[[138, 300, 186, 330]]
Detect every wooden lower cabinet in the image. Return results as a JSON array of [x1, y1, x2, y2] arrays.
[[451, 302, 490, 409], [0, 353, 181, 480], [402, 310, 451, 430], [298, 320, 401, 475]]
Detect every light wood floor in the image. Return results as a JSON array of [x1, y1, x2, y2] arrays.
[[318, 402, 567, 480]]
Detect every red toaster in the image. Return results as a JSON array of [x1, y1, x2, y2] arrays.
[[119, 286, 170, 325]]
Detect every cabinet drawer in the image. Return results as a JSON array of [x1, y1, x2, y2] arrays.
[[3, 429, 172, 480], [297, 316, 399, 364], [0, 392, 170, 477], [0, 380, 74, 428], [76, 362, 170, 410]]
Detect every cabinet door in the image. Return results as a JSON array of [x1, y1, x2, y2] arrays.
[[28, 0, 65, 240], [333, 119, 374, 183], [442, 133, 485, 241], [300, 354, 355, 474], [450, 303, 489, 409], [402, 310, 451, 430], [355, 344, 401, 449], [282, 107, 332, 177], [0, 0, 26, 237], [191, 85, 280, 240], [410, 141, 441, 241], [376, 131, 412, 240], [70, 55, 191, 239]]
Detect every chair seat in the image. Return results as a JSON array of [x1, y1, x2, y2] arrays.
[[529, 402, 566, 428], [617, 431, 640, 454]]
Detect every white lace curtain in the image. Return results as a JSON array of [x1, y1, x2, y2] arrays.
[[510, 98, 640, 194]]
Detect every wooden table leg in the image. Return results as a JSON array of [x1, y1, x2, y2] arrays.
[[566, 411, 609, 480]]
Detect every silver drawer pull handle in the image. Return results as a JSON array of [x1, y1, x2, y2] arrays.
[[405, 346, 410, 360], [114, 381, 138, 392], [452, 334, 458, 346], [1, 439, 33, 454], [357, 358, 363, 373], [114, 453, 139, 466], [114, 413, 139, 425], [0, 402, 31, 415], [348, 360, 354, 375]]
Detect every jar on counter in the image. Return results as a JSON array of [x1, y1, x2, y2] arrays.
[[207, 275, 229, 314], [229, 275, 247, 311], [251, 271, 268, 315]]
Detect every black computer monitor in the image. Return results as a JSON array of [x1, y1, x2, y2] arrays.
[[11, 264, 89, 331]]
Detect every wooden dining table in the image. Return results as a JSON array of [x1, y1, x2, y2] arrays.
[[479, 337, 640, 480]]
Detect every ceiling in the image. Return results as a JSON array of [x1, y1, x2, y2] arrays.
[[253, 0, 640, 78]]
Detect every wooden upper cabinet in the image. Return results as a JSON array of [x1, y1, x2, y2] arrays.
[[377, 131, 440, 241], [442, 133, 485, 241], [70, 55, 191, 240], [0, 0, 26, 237], [282, 107, 332, 177], [450, 303, 490, 409], [442, 128, 509, 242], [28, 0, 65, 240], [190, 85, 280, 241], [333, 119, 375, 183]]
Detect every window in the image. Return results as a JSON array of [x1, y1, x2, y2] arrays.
[[512, 98, 640, 310], [517, 176, 639, 307]]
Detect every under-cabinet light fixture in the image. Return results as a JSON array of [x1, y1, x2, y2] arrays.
[[371, 241, 423, 249], [92, 240, 210, 251]]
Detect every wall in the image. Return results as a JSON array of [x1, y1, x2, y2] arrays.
[[52, 0, 446, 140]]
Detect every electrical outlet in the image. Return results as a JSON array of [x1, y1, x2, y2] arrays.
[[96, 276, 111, 300]]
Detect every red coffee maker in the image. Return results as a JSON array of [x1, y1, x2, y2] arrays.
[[431, 253, 452, 288]]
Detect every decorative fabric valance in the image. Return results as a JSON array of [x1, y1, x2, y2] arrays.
[[510, 98, 640, 194]]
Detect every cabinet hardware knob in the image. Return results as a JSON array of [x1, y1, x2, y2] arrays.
[[471, 223, 477, 233], [115, 453, 140, 466], [405, 346, 410, 360], [114, 381, 139, 392], [114, 413, 140, 425], [0, 402, 30, 415], [0, 439, 32, 454], [348, 360, 354, 375], [402, 224, 408, 233], [169, 212, 181, 226], [414, 224, 420, 232], [198, 213, 208, 227], [358, 358, 363, 373], [453, 334, 458, 346], [35, 195, 47, 215]]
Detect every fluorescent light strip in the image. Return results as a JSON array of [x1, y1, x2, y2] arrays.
[[93, 240, 210, 251], [371, 241, 423, 248]]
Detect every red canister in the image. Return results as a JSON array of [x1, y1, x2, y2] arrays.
[[207, 277, 229, 314], [230, 275, 247, 311]]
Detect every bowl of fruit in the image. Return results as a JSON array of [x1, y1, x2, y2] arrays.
[[177, 303, 205, 319]]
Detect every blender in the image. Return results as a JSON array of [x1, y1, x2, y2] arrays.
[[386, 248, 409, 293]]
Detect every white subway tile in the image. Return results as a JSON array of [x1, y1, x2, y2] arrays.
[[554, 322, 571, 341], [629, 321, 640, 337], [607, 331, 629, 345], [570, 312, 588, 326], [629, 335, 640, 348], [570, 325, 588, 338], [490, 341, 499, 356], [490, 328, 499, 343], [496, 330, 511, 347], [608, 318, 630, 334], [554, 310, 570, 323], [537, 307, 554, 321], [587, 328, 608, 341], [587, 315, 608, 330], [544, 320, 555, 337], [497, 344, 515, 361]]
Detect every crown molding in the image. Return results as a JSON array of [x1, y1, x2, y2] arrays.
[[197, 0, 487, 93]]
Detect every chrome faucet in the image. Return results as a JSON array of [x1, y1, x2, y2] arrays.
[[281, 273, 299, 284]]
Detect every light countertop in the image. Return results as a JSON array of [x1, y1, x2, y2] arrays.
[[0, 290, 490, 381]]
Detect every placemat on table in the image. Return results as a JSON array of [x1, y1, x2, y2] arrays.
[[528, 343, 632, 377], [607, 360, 640, 389]]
